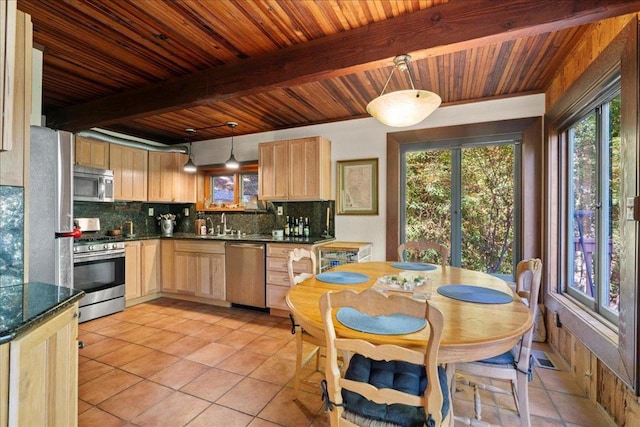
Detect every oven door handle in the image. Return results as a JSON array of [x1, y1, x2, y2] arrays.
[[74, 250, 125, 263]]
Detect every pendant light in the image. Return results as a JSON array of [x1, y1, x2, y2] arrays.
[[183, 142, 197, 173], [366, 54, 441, 127], [225, 121, 239, 169]]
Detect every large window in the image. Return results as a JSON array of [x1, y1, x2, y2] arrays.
[[199, 163, 258, 209], [401, 138, 520, 278], [563, 91, 620, 324]]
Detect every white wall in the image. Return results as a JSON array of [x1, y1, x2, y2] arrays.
[[192, 94, 546, 261]]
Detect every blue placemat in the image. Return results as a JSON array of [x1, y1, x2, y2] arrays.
[[316, 272, 370, 284], [336, 307, 427, 335], [390, 261, 437, 271], [437, 284, 513, 304]]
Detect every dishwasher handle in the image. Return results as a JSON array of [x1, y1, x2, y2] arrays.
[[226, 243, 265, 250]]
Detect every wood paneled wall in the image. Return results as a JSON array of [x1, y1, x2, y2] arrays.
[[544, 12, 640, 426]]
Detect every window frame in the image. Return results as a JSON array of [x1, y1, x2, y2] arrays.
[[561, 89, 620, 325], [196, 162, 259, 211], [399, 137, 523, 280], [545, 19, 639, 394]]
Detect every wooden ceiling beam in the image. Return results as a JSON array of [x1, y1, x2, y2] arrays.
[[47, 0, 640, 132]]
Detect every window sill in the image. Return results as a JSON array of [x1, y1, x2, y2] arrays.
[[545, 292, 621, 375]]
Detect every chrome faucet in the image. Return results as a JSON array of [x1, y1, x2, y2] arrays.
[[221, 213, 232, 234]]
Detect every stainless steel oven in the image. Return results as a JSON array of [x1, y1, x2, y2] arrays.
[[73, 218, 126, 323]]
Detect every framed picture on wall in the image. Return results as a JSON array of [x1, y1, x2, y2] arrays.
[[336, 158, 378, 215]]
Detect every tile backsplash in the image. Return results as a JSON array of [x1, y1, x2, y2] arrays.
[[74, 200, 335, 237], [0, 186, 24, 286]]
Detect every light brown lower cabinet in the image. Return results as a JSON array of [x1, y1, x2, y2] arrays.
[[266, 243, 314, 311], [169, 240, 225, 301], [2, 303, 79, 426], [125, 240, 161, 302]]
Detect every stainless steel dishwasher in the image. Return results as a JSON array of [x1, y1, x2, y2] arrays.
[[225, 242, 266, 308]]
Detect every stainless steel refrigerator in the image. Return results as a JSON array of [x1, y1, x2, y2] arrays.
[[28, 126, 75, 287]]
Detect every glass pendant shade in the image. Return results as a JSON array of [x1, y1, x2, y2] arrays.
[[183, 156, 197, 173], [225, 152, 239, 169], [183, 142, 197, 173], [367, 89, 441, 127], [225, 121, 239, 169]]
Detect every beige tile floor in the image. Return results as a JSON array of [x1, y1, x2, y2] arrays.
[[78, 298, 613, 426]]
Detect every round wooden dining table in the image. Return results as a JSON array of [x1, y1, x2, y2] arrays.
[[286, 261, 533, 364]]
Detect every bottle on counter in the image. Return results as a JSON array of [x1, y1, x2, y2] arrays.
[[284, 216, 290, 237], [299, 217, 304, 237], [304, 217, 310, 237], [293, 217, 299, 237]]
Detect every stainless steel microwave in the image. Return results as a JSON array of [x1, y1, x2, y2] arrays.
[[73, 165, 114, 202]]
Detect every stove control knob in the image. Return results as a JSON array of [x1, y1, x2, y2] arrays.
[[103, 244, 109, 250], [111, 243, 118, 250], [73, 247, 77, 253], [88, 245, 94, 251]]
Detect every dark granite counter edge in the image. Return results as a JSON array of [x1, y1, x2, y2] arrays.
[[124, 233, 336, 245], [0, 286, 85, 345]]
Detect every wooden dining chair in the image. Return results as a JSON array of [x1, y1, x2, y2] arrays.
[[451, 258, 543, 427], [398, 240, 449, 267], [287, 248, 325, 400], [320, 288, 452, 426]]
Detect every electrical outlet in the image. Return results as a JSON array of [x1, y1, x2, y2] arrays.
[[184, 207, 190, 217], [553, 312, 562, 328], [277, 206, 283, 215], [148, 207, 154, 217]]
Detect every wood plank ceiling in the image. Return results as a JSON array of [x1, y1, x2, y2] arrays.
[[15, 0, 640, 145]]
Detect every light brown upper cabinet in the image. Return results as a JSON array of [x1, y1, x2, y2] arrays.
[[74, 135, 109, 169], [110, 144, 147, 201], [0, 8, 31, 187], [258, 136, 331, 201], [148, 151, 195, 203]]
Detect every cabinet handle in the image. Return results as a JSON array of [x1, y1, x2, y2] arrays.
[[78, 341, 85, 349], [73, 312, 79, 318]]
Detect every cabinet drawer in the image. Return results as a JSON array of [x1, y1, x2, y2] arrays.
[[266, 243, 313, 257], [174, 240, 225, 254], [267, 270, 291, 286], [267, 284, 290, 311], [266, 256, 312, 273]]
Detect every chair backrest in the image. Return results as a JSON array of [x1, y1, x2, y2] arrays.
[[398, 240, 449, 267], [514, 258, 543, 370], [287, 248, 317, 286], [320, 289, 447, 426]]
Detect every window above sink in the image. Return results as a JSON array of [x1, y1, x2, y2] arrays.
[[196, 162, 259, 211]]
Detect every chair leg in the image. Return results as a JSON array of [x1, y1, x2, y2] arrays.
[[446, 363, 457, 398], [515, 372, 531, 427], [293, 330, 304, 400]]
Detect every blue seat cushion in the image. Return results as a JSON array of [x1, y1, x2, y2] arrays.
[[342, 353, 449, 427], [478, 349, 515, 366], [475, 349, 535, 381]]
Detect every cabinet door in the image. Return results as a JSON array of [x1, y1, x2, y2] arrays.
[[174, 251, 197, 295], [8, 303, 79, 426], [174, 153, 196, 203], [0, 10, 31, 187], [196, 253, 225, 300], [111, 144, 148, 201], [141, 240, 161, 295], [288, 136, 331, 200], [74, 136, 109, 169], [148, 151, 176, 202], [124, 241, 141, 300], [1, 1, 17, 152], [160, 240, 175, 292], [258, 140, 288, 200]]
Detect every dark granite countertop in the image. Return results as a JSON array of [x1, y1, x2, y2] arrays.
[[123, 233, 335, 245], [0, 282, 84, 344], [168, 233, 335, 244]]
